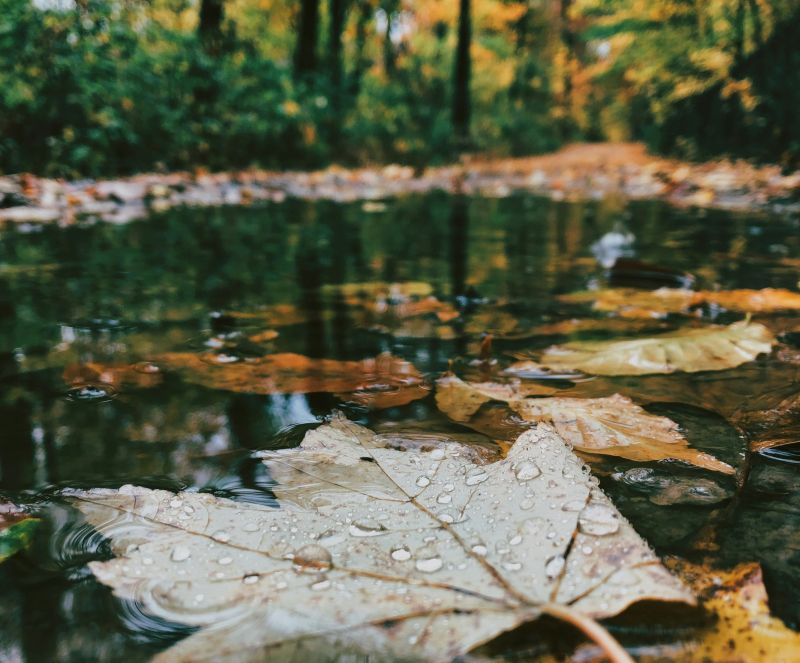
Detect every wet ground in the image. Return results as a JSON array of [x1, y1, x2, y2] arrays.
[[1, 193, 799, 660]]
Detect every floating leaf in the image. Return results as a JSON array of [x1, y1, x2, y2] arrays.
[[560, 287, 800, 318], [64, 362, 163, 390], [67, 416, 693, 662], [435, 376, 733, 473], [153, 352, 428, 408], [509, 396, 734, 474], [0, 502, 39, 563], [668, 561, 800, 662], [435, 373, 560, 422], [531, 321, 774, 376], [558, 288, 697, 319], [733, 393, 800, 452]]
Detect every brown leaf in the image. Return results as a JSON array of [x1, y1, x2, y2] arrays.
[[435, 376, 733, 473], [509, 395, 734, 474], [532, 320, 774, 376], [153, 351, 428, 408], [63, 362, 163, 390], [435, 373, 560, 422], [560, 287, 800, 318]]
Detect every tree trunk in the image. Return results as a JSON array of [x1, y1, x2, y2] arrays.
[[198, 0, 225, 54], [349, 0, 373, 96], [329, 0, 348, 96], [294, 0, 320, 78], [452, 0, 471, 143]]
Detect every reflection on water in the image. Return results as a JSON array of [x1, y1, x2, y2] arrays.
[[1, 194, 800, 659]]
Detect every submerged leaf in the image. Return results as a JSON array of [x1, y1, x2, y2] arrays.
[[0, 502, 39, 563], [435, 376, 733, 473], [532, 320, 774, 376], [67, 416, 693, 661], [153, 352, 428, 408]]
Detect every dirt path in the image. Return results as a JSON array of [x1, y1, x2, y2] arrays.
[[1, 143, 798, 225]]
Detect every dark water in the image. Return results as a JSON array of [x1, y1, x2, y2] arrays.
[[1, 194, 799, 660]]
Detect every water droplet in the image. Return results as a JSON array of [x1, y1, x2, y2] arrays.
[[142, 557, 153, 566], [218, 556, 233, 565], [429, 448, 446, 460], [578, 502, 620, 536], [443, 483, 455, 493], [503, 560, 522, 571], [212, 530, 230, 543], [349, 519, 388, 537], [243, 522, 259, 532], [561, 499, 585, 512], [415, 476, 431, 488], [292, 544, 333, 573], [471, 544, 488, 556], [311, 578, 331, 591], [169, 498, 183, 509], [515, 461, 541, 482], [391, 546, 412, 562], [170, 545, 191, 562], [545, 555, 565, 579], [133, 361, 160, 374], [438, 512, 454, 523], [415, 554, 443, 573], [436, 493, 452, 505], [243, 574, 260, 585], [465, 468, 489, 486], [520, 498, 534, 510], [508, 534, 523, 546], [581, 545, 593, 555]]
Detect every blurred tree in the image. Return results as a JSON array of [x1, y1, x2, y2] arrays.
[[452, 0, 471, 143], [294, 0, 320, 77], [199, 0, 225, 54]]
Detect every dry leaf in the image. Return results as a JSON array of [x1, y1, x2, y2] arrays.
[[668, 561, 800, 662], [435, 374, 560, 422], [733, 393, 800, 452], [66, 416, 693, 662], [435, 376, 733, 474], [152, 352, 428, 409], [533, 320, 774, 376], [559, 287, 800, 318], [558, 288, 697, 319], [509, 395, 734, 474]]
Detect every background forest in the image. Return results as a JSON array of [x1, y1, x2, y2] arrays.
[[1, 0, 799, 177]]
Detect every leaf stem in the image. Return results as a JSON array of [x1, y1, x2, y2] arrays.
[[540, 603, 634, 663]]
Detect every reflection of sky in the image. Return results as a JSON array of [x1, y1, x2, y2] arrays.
[[32, 0, 76, 9], [266, 393, 317, 429], [375, 9, 415, 44]]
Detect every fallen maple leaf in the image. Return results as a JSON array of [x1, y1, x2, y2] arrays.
[[66, 415, 693, 662], [530, 320, 774, 376], [152, 352, 428, 409], [435, 376, 733, 474]]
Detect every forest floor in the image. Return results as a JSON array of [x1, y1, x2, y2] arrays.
[[2, 142, 800, 225]]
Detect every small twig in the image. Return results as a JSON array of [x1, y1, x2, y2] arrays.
[[540, 603, 634, 663]]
